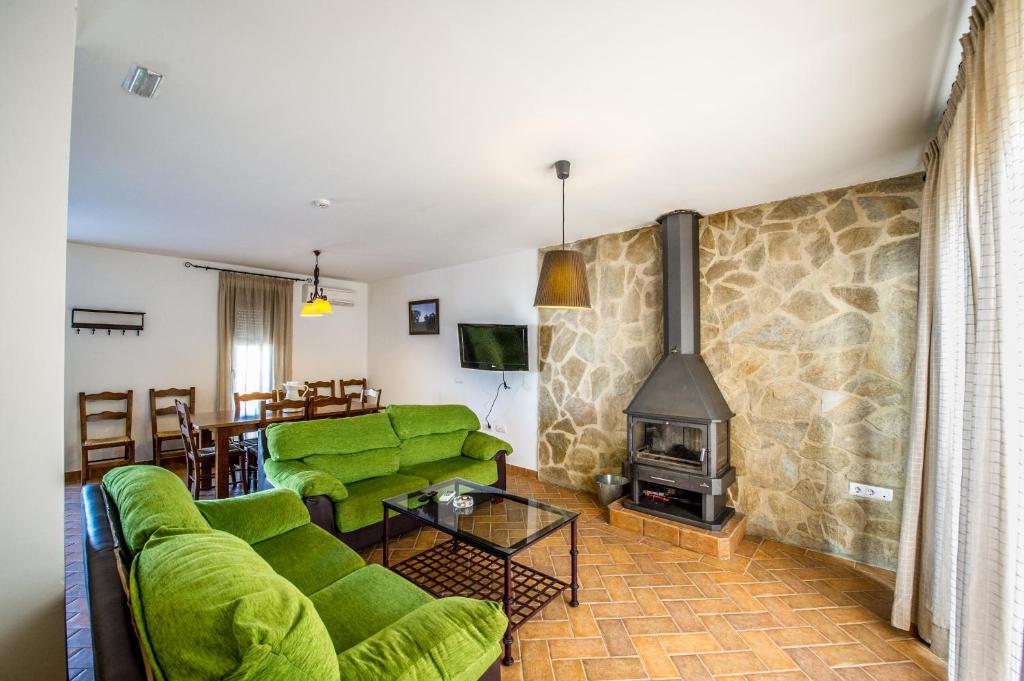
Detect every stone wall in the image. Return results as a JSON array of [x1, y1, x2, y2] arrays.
[[537, 174, 922, 568], [537, 226, 663, 490], [701, 174, 921, 568]]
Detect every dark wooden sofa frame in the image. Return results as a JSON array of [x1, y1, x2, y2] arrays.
[[257, 427, 509, 550], [82, 482, 501, 681]]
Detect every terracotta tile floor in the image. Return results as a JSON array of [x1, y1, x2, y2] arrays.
[[66, 471, 946, 681], [363, 473, 946, 681]]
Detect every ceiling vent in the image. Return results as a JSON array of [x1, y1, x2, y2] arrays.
[[121, 64, 162, 98]]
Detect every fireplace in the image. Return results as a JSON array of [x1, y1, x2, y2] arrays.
[[623, 210, 736, 531]]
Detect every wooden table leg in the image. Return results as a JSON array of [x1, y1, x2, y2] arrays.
[[502, 555, 514, 665], [214, 426, 229, 499], [382, 508, 390, 569], [570, 519, 580, 607]]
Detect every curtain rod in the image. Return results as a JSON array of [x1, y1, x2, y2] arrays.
[[183, 261, 312, 283]]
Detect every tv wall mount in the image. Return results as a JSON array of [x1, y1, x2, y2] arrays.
[[71, 308, 145, 335]]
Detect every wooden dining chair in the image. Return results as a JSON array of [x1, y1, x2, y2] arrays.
[[79, 390, 136, 484], [175, 400, 247, 498], [260, 397, 310, 424], [175, 399, 213, 499], [234, 391, 277, 417], [339, 378, 368, 408], [309, 394, 353, 419], [149, 387, 195, 466], [233, 391, 278, 491], [305, 380, 336, 399]]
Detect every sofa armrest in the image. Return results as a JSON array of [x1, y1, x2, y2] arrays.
[[335, 597, 507, 681], [264, 459, 349, 503], [303, 495, 337, 536], [194, 489, 310, 544], [462, 431, 512, 461]]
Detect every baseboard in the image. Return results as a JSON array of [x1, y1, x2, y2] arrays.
[[507, 463, 538, 479]]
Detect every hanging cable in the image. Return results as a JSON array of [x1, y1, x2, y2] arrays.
[[484, 371, 511, 429], [561, 178, 566, 250]]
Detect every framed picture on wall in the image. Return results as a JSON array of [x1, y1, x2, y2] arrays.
[[408, 298, 440, 335]]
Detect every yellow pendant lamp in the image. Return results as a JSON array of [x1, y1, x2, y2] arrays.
[[534, 160, 591, 309], [301, 249, 333, 317]]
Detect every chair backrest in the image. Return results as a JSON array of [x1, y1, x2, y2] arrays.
[[304, 380, 335, 398], [260, 397, 309, 423], [79, 390, 133, 442], [308, 394, 353, 419], [234, 391, 277, 417], [363, 387, 382, 409], [150, 387, 195, 435], [174, 400, 200, 458], [339, 378, 367, 404]]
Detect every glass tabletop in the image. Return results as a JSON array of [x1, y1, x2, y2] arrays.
[[383, 478, 578, 555]]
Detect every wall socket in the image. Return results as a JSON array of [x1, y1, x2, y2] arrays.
[[848, 482, 893, 502], [492, 424, 508, 433]]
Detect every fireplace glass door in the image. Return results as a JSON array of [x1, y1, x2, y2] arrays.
[[631, 418, 707, 474]]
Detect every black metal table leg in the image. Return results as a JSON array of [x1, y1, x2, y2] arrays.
[[382, 508, 390, 569], [502, 555, 514, 665], [569, 518, 579, 607]]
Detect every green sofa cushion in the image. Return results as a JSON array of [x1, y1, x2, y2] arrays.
[[400, 457, 498, 487], [462, 430, 513, 461], [386, 404, 480, 440], [310, 564, 432, 653], [266, 413, 400, 461], [195, 489, 309, 545], [130, 527, 339, 681], [336, 597, 507, 681], [398, 430, 468, 468], [335, 474, 427, 533], [265, 459, 349, 502], [102, 465, 208, 555], [252, 523, 364, 595], [304, 448, 401, 484]]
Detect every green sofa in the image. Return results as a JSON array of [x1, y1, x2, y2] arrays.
[[85, 465, 507, 681], [263, 404, 512, 548]]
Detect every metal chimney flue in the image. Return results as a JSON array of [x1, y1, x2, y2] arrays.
[[660, 210, 701, 356]]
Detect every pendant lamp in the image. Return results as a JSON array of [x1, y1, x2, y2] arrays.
[[300, 250, 333, 317], [533, 160, 591, 309]]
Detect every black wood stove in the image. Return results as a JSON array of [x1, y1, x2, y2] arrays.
[[623, 210, 736, 531]]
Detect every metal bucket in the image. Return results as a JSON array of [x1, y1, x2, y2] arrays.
[[593, 474, 630, 507]]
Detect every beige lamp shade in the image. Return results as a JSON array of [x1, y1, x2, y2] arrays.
[[534, 249, 591, 309]]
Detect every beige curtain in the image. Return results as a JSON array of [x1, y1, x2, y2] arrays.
[[215, 272, 293, 410], [892, 1, 1024, 679]]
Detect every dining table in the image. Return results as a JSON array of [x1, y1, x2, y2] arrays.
[[190, 409, 265, 499], [191, 404, 385, 498]]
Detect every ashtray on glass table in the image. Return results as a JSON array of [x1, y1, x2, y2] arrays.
[[451, 494, 474, 512]]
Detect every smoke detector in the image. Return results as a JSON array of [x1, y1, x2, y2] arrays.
[[312, 198, 331, 209], [121, 64, 162, 98]]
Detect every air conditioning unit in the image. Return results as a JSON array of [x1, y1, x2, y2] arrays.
[[302, 284, 356, 307]]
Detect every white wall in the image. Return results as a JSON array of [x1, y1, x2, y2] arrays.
[[0, 1, 76, 677], [64, 244, 369, 471], [369, 249, 540, 470]]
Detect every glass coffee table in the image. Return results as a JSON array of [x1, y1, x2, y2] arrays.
[[382, 478, 580, 665]]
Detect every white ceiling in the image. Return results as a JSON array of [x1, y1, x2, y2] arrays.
[[68, 1, 966, 282]]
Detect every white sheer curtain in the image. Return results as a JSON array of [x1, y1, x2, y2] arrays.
[[892, 1, 1024, 679]]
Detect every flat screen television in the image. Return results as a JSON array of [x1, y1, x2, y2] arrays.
[[458, 323, 529, 371]]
